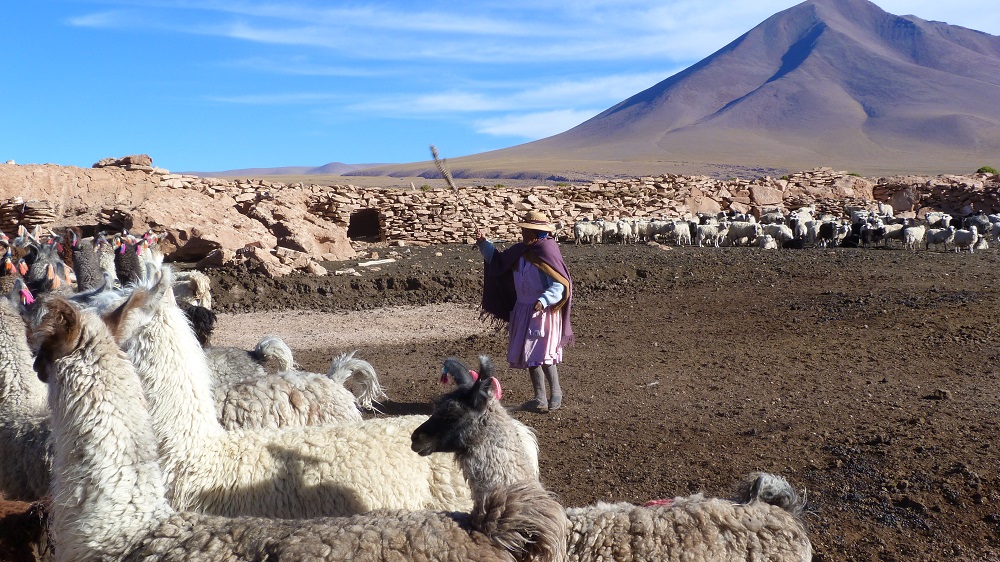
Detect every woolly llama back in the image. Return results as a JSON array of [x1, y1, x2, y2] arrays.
[[30, 298, 566, 562], [99, 266, 489, 518]]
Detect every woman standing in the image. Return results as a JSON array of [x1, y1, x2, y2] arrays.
[[476, 210, 573, 411]]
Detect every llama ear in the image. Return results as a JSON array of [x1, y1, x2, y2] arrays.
[[442, 357, 474, 386], [103, 286, 151, 339]]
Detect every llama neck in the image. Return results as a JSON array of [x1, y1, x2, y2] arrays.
[[48, 320, 171, 562], [460, 403, 540, 502], [0, 302, 48, 415], [124, 302, 224, 473]]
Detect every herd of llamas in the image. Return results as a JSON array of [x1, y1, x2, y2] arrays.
[[0, 225, 812, 561]]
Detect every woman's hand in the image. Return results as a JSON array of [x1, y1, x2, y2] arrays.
[[534, 300, 545, 312], [475, 228, 486, 242]]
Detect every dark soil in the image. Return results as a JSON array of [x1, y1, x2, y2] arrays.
[[213, 242, 1000, 561]]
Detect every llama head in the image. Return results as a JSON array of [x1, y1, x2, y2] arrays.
[[26, 296, 83, 383], [103, 265, 173, 343], [412, 356, 498, 456], [182, 305, 217, 347]]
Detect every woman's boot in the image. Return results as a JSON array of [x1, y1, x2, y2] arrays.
[[523, 366, 547, 411], [543, 364, 563, 410]]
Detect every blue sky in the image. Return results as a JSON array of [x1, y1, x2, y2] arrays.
[[3, 1, 998, 172]]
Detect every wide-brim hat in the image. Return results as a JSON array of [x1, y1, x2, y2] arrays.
[[516, 210, 555, 232]]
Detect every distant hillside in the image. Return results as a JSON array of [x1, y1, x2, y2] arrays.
[[360, 0, 1000, 179], [186, 162, 389, 178]]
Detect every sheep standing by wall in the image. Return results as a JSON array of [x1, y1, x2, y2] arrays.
[[30, 300, 566, 562], [952, 226, 979, 253], [101, 266, 481, 518], [901, 224, 926, 251], [925, 226, 956, 251]]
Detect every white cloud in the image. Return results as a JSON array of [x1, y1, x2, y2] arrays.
[[475, 109, 600, 138], [206, 92, 341, 105]]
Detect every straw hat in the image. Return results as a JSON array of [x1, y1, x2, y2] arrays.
[[516, 210, 555, 232]]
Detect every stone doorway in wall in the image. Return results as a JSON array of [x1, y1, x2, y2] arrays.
[[347, 208, 384, 241]]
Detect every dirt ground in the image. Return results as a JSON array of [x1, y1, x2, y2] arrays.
[[202, 241, 1000, 561], [4, 241, 1000, 560]]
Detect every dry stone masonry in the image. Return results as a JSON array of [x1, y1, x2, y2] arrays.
[[1, 155, 997, 276]]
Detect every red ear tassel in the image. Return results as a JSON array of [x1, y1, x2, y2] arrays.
[[439, 371, 449, 384], [18, 261, 28, 276]]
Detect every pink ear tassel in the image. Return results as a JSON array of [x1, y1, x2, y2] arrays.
[[643, 498, 674, 508], [490, 377, 502, 400], [20, 288, 34, 305], [469, 370, 479, 382]]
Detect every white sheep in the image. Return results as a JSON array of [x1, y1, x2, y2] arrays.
[[0, 292, 51, 501], [880, 222, 905, 248], [31, 300, 567, 562], [901, 224, 926, 251], [925, 226, 956, 251], [695, 224, 723, 247], [952, 225, 979, 253], [723, 221, 762, 246], [755, 234, 779, 250], [763, 223, 794, 244], [573, 220, 602, 245], [99, 266, 492, 518]]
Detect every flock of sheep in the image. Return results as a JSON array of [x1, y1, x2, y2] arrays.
[[572, 204, 997, 252], [1, 224, 813, 561]]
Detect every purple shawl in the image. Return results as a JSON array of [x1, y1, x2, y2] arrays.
[[481, 237, 574, 346]]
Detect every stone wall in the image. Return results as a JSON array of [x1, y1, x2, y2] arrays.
[[2, 157, 998, 266]]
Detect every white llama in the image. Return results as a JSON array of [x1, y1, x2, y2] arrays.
[[30, 297, 566, 562], [99, 266, 489, 518]]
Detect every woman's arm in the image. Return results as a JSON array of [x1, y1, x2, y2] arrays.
[[475, 238, 496, 263]]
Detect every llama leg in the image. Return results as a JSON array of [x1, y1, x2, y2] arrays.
[[542, 364, 562, 410], [526, 366, 547, 410]]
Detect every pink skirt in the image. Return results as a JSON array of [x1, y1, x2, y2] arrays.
[[507, 299, 563, 369]]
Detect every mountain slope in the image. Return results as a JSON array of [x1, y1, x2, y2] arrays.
[[364, 0, 1000, 178]]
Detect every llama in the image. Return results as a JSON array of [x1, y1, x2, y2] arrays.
[[100, 266, 483, 518], [185, 306, 387, 428], [215, 351, 385, 430], [427, 357, 813, 562], [185, 304, 385, 408], [0, 293, 52, 501], [31, 297, 566, 562]]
